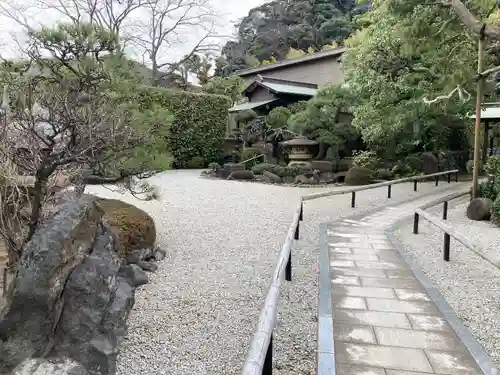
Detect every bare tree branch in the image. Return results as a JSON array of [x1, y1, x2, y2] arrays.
[[442, 0, 500, 41], [131, 0, 221, 85]]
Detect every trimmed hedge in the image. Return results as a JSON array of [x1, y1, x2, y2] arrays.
[[135, 86, 231, 168]]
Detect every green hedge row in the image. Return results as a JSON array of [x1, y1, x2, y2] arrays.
[[135, 86, 231, 168]]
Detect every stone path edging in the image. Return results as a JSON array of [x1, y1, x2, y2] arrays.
[[317, 189, 499, 375]]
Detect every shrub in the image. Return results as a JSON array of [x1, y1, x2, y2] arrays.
[[345, 167, 373, 186], [252, 163, 274, 175], [478, 180, 498, 201], [266, 107, 292, 128], [281, 164, 312, 178], [466, 159, 484, 174], [185, 156, 205, 169], [375, 168, 393, 180], [241, 147, 262, 162], [352, 150, 379, 170], [491, 198, 500, 225], [96, 198, 156, 257], [485, 155, 500, 178], [135, 86, 231, 168]]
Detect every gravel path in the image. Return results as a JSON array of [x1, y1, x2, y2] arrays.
[[85, 170, 467, 375], [394, 200, 500, 368]]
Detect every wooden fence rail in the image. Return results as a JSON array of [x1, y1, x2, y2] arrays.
[[303, 169, 459, 206], [412, 190, 497, 267], [243, 169, 462, 375]]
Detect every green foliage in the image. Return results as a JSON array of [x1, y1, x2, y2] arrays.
[[491, 198, 500, 225], [288, 101, 308, 114], [345, 166, 373, 185], [478, 180, 498, 201], [485, 156, 500, 177], [375, 168, 393, 180], [185, 156, 205, 169], [352, 150, 380, 170], [215, 0, 360, 75], [241, 147, 262, 162], [344, 0, 480, 158], [252, 163, 277, 175], [267, 107, 292, 129], [236, 109, 258, 125], [466, 159, 484, 174], [134, 87, 231, 168], [250, 162, 312, 178], [288, 84, 359, 159], [203, 75, 245, 103]]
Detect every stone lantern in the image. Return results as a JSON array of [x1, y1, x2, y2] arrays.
[[283, 135, 318, 167]]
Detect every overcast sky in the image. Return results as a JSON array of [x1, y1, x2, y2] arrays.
[[0, 0, 268, 61]]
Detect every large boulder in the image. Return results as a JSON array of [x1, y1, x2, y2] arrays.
[[263, 170, 282, 183], [345, 167, 373, 186], [95, 199, 156, 258], [421, 152, 438, 175], [0, 195, 102, 371], [12, 358, 89, 375], [466, 198, 493, 221], [0, 195, 146, 375]]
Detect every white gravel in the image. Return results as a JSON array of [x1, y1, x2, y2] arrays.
[[394, 199, 500, 368], [84, 170, 468, 375]]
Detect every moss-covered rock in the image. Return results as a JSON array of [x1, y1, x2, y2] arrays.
[[345, 167, 373, 186], [95, 199, 156, 257]]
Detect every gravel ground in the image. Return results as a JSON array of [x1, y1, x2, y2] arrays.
[[85, 170, 467, 375], [394, 200, 500, 368]]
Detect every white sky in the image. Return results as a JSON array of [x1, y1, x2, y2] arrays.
[[0, 0, 268, 62]]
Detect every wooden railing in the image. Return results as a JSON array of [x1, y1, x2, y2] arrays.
[[242, 169, 462, 375], [413, 190, 498, 267], [242, 200, 303, 375], [303, 169, 459, 206]]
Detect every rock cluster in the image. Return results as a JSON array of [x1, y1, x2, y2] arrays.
[[0, 195, 164, 375]]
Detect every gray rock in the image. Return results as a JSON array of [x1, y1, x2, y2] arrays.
[[48, 222, 135, 375], [422, 152, 438, 175], [154, 247, 166, 262], [137, 260, 158, 272], [294, 174, 309, 184], [126, 248, 155, 265], [262, 171, 282, 183], [227, 170, 254, 180], [119, 265, 149, 287], [467, 198, 493, 221], [0, 195, 102, 370], [12, 357, 89, 375], [0, 195, 140, 375], [319, 172, 337, 184]]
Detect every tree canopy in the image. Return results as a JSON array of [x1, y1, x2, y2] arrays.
[[342, 0, 497, 158], [215, 0, 362, 75]]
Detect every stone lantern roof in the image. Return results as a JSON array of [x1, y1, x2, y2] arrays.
[[283, 135, 318, 147]]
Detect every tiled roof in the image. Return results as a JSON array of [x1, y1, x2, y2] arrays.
[[228, 99, 277, 113], [235, 48, 347, 77]]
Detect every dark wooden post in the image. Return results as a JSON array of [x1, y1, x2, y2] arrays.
[[414, 181, 418, 192], [263, 335, 273, 375], [388, 184, 392, 199], [443, 201, 448, 220], [444, 233, 451, 261], [285, 253, 292, 281], [413, 213, 419, 234], [351, 191, 356, 208]]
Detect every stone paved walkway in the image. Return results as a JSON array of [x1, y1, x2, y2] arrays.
[[325, 195, 486, 375]]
